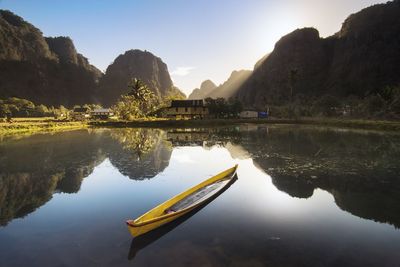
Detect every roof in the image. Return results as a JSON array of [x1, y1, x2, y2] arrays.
[[240, 110, 259, 113], [92, 108, 112, 113], [73, 107, 89, 113], [170, 99, 205, 107]]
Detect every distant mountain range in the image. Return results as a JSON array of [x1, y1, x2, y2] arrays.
[[188, 70, 252, 100], [0, 10, 184, 107], [189, 0, 400, 108]]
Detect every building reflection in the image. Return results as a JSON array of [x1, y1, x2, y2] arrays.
[[0, 126, 399, 230], [167, 129, 209, 146]]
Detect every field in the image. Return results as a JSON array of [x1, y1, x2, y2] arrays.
[[0, 117, 88, 137]]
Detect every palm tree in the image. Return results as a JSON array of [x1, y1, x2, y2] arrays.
[[127, 78, 153, 102], [125, 78, 159, 116]]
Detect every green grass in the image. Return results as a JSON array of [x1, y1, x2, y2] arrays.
[[0, 118, 88, 136]]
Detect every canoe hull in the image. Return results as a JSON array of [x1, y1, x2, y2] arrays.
[[127, 208, 193, 237], [127, 165, 238, 237]]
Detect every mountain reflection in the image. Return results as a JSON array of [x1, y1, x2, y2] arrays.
[[163, 125, 400, 229], [228, 125, 400, 228], [0, 129, 171, 225], [0, 130, 108, 226], [0, 126, 399, 230]]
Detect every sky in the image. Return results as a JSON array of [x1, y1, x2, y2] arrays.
[[1, 0, 387, 96]]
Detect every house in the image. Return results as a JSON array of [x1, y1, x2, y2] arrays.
[[239, 110, 258, 118], [91, 108, 114, 120], [165, 99, 209, 119], [71, 107, 90, 120], [239, 110, 269, 119]]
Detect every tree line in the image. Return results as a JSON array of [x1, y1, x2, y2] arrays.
[[0, 97, 68, 118], [268, 85, 400, 119], [3, 78, 399, 120]]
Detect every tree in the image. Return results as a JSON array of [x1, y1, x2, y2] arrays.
[[365, 95, 385, 115], [228, 97, 243, 117], [205, 97, 243, 118], [161, 86, 186, 108], [35, 104, 49, 116], [0, 104, 11, 117], [312, 95, 341, 116], [113, 95, 141, 120], [112, 78, 159, 120]]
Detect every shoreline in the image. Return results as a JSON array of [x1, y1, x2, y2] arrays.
[[90, 118, 400, 132], [1, 118, 400, 137], [0, 120, 88, 137]]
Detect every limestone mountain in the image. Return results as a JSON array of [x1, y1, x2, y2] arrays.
[[188, 80, 217, 99], [208, 70, 252, 99], [188, 70, 251, 100], [98, 49, 182, 106], [0, 10, 55, 61], [45, 36, 102, 80], [0, 10, 102, 107], [236, 0, 400, 108]]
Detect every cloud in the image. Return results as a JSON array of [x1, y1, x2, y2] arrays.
[[171, 66, 195, 76]]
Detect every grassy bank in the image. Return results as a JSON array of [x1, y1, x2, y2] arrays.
[[0, 118, 88, 136], [90, 118, 400, 132], [2, 117, 399, 137]]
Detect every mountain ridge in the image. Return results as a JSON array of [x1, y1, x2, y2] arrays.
[[0, 10, 184, 107], [236, 0, 400, 108]]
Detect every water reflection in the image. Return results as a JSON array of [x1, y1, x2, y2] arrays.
[[232, 125, 400, 228], [0, 125, 399, 231], [108, 129, 172, 179], [0, 130, 108, 226]]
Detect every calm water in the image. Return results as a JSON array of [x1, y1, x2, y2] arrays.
[[0, 125, 400, 267]]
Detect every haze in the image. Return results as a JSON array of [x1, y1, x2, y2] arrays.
[[1, 0, 386, 95]]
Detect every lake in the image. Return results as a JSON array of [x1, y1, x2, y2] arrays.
[[0, 125, 399, 267]]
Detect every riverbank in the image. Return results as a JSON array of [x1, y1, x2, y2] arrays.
[[90, 118, 400, 132], [1, 117, 400, 137]]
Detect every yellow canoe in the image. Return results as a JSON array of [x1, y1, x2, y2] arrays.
[[126, 164, 238, 237]]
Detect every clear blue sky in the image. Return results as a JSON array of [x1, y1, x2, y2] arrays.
[[1, 0, 386, 95]]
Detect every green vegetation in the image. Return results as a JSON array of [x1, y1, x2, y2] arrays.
[[2, 81, 400, 137], [204, 97, 243, 118], [112, 78, 186, 120], [110, 128, 161, 158], [112, 78, 160, 120], [0, 97, 68, 118], [266, 86, 400, 120], [0, 118, 87, 136]]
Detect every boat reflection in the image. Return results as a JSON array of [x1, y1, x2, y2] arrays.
[[1, 126, 399, 230], [127, 174, 238, 261]]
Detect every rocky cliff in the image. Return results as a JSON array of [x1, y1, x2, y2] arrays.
[[236, 0, 400, 107], [208, 70, 252, 99], [98, 49, 177, 106], [188, 70, 251, 100], [0, 10, 102, 107], [0, 10, 55, 61], [45, 36, 102, 79], [188, 80, 217, 99]]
